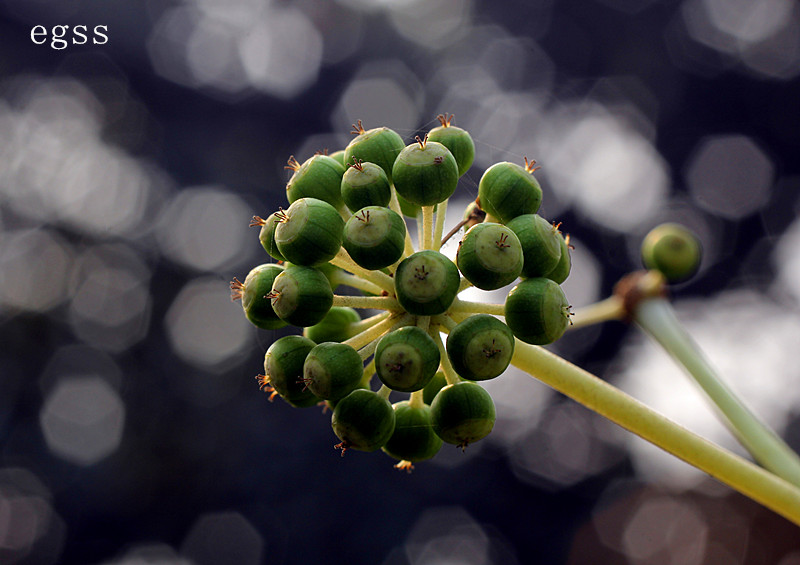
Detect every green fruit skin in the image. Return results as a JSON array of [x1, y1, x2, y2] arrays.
[[641, 223, 702, 282], [275, 198, 344, 267], [241, 264, 287, 330], [258, 213, 286, 262], [546, 232, 571, 284], [382, 401, 443, 462], [286, 154, 346, 209], [332, 389, 396, 451], [456, 223, 523, 290], [303, 307, 361, 343], [375, 326, 440, 392], [341, 161, 392, 212], [328, 150, 346, 168], [344, 127, 405, 183], [343, 206, 406, 270], [303, 342, 364, 401], [506, 214, 562, 278], [446, 314, 515, 381], [392, 141, 460, 206], [478, 162, 542, 224], [395, 250, 461, 316], [270, 265, 333, 327], [504, 277, 569, 345], [264, 335, 319, 407], [427, 125, 475, 177], [430, 382, 496, 447], [396, 192, 421, 218], [422, 371, 447, 405]]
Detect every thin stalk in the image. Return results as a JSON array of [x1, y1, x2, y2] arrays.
[[332, 294, 400, 311], [457, 277, 473, 293], [422, 206, 434, 250], [409, 390, 425, 409], [329, 270, 384, 296], [510, 339, 800, 525], [348, 310, 391, 335], [388, 188, 416, 258], [433, 199, 448, 250], [343, 312, 412, 351], [569, 295, 626, 330], [448, 298, 505, 316], [429, 325, 460, 386], [331, 250, 395, 292], [634, 297, 800, 487], [377, 384, 392, 400]]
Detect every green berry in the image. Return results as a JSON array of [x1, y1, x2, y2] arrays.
[[506, 214, 562, 278], [446, 314, 514, 381], [252, 213, 286, 262], [303, 306, 361, 343], [382, 401, 443, 462], [394, 250, 460, 316], [456, 223, 523, 290], [504, 277, 570, 345], [270, 264, 333, 327], [341, 160, 392, 213], [478, 158, 542, 223], [422, 371, 447, 405], [392, 137, 459, 206], [261, 335, 319, 407], [342, 207, 406, 270], [641, 223, 702, 282], [430, 381, 495, 448], [285, 154, 346, 209], [426, 113, 475, 177], [274, 198, 344, 267], [375, 326, 440, 392], [231, 264, 287, 330], [332, 389, 396, 452], [546, 231, 572, 284], [328, 149, 346, 168], [396, 192, 421, 218], [344, 121, 405, 183], [302, 342, 364, 401]]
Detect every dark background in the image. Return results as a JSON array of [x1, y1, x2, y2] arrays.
[[1, 1, 800, 564]]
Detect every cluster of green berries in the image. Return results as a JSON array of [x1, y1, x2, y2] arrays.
[[231, 115, 574, 470]]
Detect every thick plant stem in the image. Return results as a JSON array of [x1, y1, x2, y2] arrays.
[[510, 340, 800, 525], [634, 297, 800, 488]]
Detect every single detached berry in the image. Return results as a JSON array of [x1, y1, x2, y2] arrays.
[[430, 381, 496, 449], [506, 214, 563, 278], [274, 198, 344, 267], [341, 159, 392, 213], [456, 222, 523, 290], [344, 121, 405, 183], [392, 136, 460, 206], [231, 263, 287, 330], [382, 401, 443, 463], [269, 264, 333, 327], [641, 222, 702, 282], [426, 113, 475, 177], [304, 306, 361, 344], [285, 154, 346, 210], [504, 277, 571, 345], [260, 335, 319, 407], [395, 250, 461, 315], [342, 206, 406, 270], [332, 389, 396, 453], [375, 326, 440, 392], [302, 342, 364, 401], [446, 314, 515, 381], [478, 158, 542, 224]]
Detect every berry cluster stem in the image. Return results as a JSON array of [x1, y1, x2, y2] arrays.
[[634, 297, 800, 487], [344, 312, 412, 352], [332, 294, 400, 311], [331, 249, 395, 292], [433, 200, 448, 251], [329, 270, 385, 296], [509, 339, 800, 526], [568, 296, 626, 330], [429, 325, 460, 386], [388, 189, 416, 258], [448, 298, 505, 316], [422, 206, 434, 250]]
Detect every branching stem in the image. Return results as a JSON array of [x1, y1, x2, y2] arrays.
[[448, 298, 505, 316]]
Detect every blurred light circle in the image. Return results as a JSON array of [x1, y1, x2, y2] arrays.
[[156, 187, 252, 273], [165, 277, 254, 370], [388, 0, 473, 50], [181, 512, 263, 565], [622, 496, 708, 564], [685, 134, 773, 219], [773, 215, 800, 305], [334, 73, 422, 136], [40, 376, 125, 466]]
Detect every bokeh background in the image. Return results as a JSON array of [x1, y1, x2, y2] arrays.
[[1, 0, 800, 563]]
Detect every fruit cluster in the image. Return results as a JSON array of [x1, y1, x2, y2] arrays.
[[231, 115, 573, 469]]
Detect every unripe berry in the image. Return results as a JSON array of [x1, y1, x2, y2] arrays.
[[251, 213, 286, 262], [504, 277, 570, 345], [506, 214, 562, 278], [274, 198, 344, 267], [456, 223, 523, 290], [341, 159, 392, 213], [270, 265, 333, 327], [478, 158, 542, 223], [375, 326, 440, 392], [395, 250, 460, 316], [446, 315, 514, 381], [392, 137, 459, 206], [426, 113, 475, 177], [303, 306, 361, 343], [641, 223, 702, 282], [546, 231, 572, 284], [231, 263, 287, 330], [261, 335, 319, 407], [303, 342, 364, 401], [382, 401, 443, 463], [342, 207, 406, 270], [344, 121, 405, 183], [430, 381, 495, 449], [285, 154, 346, 209], [332, 389, 396, 452]]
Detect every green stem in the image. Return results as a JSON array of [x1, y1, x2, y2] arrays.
[[422, 206, 434, 250], [331, 250, 395, 292], [329, 270, 384, 296], [433, 199, 448, 251], [634, 297, 800, 487], [348, 310, 391, 335], [510, 339, 800, 525], [429, 324, 460, 386], [343, 312, 412, 351], [377, 384, 392, 400], [449, 298, 505, 316], [569, 296, 626, 330], [332, 294, 400, 311], [388, 187, 416, 258], [409, 390, 425, 409]]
